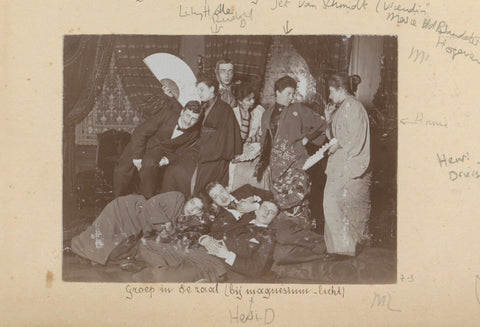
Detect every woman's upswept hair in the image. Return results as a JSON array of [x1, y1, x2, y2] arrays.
[[232, 81, 256, 102], [328, 74, 362, 95]]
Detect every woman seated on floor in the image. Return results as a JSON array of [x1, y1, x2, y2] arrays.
[[228, 81, 270, 191]]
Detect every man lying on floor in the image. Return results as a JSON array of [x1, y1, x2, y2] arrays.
[[199, 199, 279, 279], [206, 182, 327, 267], [133, 183, 276, 282], [136, 196, 280, 282], [70, 187, 274, 282], [205, 181, 272, 236], [70, 184, 326, 282]]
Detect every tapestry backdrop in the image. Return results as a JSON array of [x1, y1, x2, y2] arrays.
[[203, 35, 271, 87], [74, 36, 180, 146], [260, 36, 317, 110]]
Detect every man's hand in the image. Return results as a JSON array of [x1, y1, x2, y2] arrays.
[[215, 242, 230, 259], [213, 241, 231, 259], [132, 159, 142, 171], [162, 84, 174, 98], [199, 235, 219, 254], [159, 156, 169, 167]]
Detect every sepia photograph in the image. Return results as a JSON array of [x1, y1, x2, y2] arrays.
[[62, 35, 397, 284]]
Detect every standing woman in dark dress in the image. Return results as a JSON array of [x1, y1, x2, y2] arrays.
[[161, 75, 243, 197]]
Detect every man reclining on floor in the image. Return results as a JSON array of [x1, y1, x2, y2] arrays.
[[200, 195, 279, 279], [203, 182, 327, 278]]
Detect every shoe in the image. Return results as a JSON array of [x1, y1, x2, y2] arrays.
[[119, 259, 147, 273], [322, 253, 352, 262]]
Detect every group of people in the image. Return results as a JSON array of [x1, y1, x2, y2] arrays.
[[70, 57, 372, 281]]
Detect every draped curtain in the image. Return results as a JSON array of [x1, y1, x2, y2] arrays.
[[290, 36, 352, 114], [75, 36, 181, 145], [64, 35, 181, 193], [373, 36, 398, 130], [63, 35, 115, 193], [203, 35, 271, 87]]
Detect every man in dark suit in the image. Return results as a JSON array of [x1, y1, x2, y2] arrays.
[[200, 199, 279, 278], [160, 75, 243, 198], [205, 181, 327, 268], [113, 100, 202, 199], [204, 182, 273, 237]]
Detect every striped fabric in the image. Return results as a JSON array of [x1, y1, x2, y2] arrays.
[[239, 112, 250, 141]]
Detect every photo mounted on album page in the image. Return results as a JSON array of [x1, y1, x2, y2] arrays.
[[62, 34, 397, 286], [2, 0, 480, 326]]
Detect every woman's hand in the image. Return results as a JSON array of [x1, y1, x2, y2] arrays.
[[328, 143, 340, 155], [324, 103, 336, 122]]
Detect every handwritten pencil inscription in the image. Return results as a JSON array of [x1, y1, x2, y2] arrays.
[[400, 112, 447, 128], [370, 292, 401, 312]]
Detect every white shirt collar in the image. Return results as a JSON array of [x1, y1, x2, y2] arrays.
[[220, 195, 241, 220]]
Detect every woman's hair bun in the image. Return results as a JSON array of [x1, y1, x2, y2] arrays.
[[348, 75, 361, 94]]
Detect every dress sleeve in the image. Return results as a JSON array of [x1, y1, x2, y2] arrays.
[[247, 105, 265, 143], [298, 104, 327, 146], [336, 101, 369, 160]]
